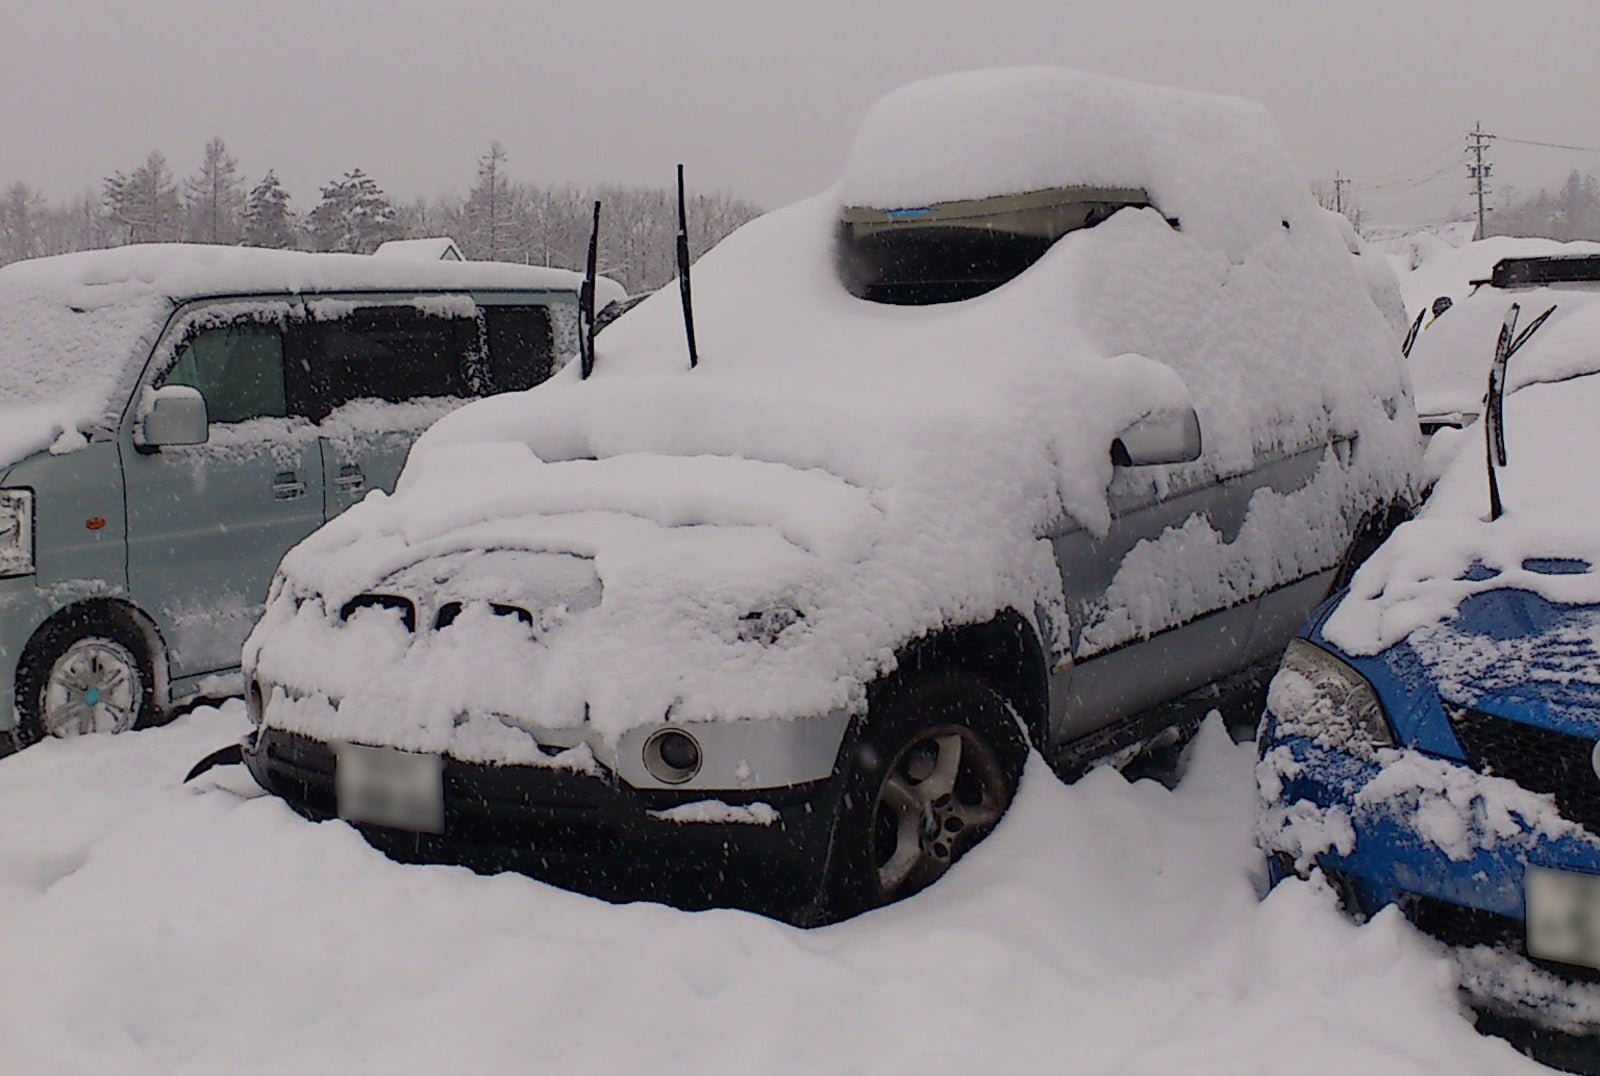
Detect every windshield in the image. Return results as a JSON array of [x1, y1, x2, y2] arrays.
[[837, 185, 1153, 305]]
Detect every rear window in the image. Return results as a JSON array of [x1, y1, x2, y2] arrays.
[[837, 186, 1153, 306]]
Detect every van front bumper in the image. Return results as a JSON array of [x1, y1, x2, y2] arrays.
[[0, 575, 53, 736]]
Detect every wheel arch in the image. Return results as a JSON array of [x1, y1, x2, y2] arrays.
[[881, 609, 1051, 752], [21, 597, 172, 713]]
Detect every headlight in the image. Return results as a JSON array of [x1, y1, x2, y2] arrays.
[[0, 488, 35, 578], [1267, 638, 1394, 754]]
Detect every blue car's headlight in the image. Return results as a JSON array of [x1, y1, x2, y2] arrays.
[[1267, 638, 1394, 755]]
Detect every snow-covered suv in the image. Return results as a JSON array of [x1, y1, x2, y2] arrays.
[[237, 68, 1420, 922]]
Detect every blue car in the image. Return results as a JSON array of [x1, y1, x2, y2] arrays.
[[1259, 254, 1600, 1033]]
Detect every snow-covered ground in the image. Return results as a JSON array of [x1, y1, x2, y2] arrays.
[[0, 703, 1547, 1074]]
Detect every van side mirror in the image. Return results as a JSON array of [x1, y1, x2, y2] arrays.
[[139, 386, 209, 447], [1112, 406, 1202, 467]]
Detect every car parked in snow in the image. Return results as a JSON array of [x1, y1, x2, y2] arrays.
[[0, 245, 609, 752], [236, 69, 1419, 922], [1258, 272, 1600, 1035], [1403, 241, 1600, 436]]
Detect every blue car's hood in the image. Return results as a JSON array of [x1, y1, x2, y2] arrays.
[[1312, 581, 1600, 754]]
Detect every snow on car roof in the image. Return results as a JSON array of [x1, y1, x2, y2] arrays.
[[0, 244, 590, 471], [836, 67, 1306, 262]]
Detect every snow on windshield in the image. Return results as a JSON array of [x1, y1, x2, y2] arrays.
[[249, 68, 1416, 752]]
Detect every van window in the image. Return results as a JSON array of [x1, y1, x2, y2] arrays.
[[838, 186, 1153, 306], [290, 307, 477, 420], [483, 305, 554, 392], [162, 323, 287, 424]]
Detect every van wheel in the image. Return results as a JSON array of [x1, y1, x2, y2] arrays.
[[14, 608, 157, 748], [822, 672, 1026, 919]]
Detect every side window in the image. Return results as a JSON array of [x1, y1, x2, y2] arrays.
[[289, 307, 477, 421], [160, 322, 287, 424], [483, 305, 554, 392]]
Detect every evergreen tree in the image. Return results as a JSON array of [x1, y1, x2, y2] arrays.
[[184, 136, 245, 244], [306, 168, 396, 254], [103, 151, 183, 244], [243, 170, 298, 248]]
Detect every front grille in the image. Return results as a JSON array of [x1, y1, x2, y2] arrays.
[[1400, 891, 1523, 950], [1447, 704, 1600, 833], [339, 594, 416, 632]]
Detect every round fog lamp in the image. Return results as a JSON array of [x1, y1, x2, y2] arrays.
[[644, 728, 702, 784]]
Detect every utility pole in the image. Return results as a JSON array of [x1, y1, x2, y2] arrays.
[[1468, 122, 1493, 239], [1333, 171, 1351, 216]]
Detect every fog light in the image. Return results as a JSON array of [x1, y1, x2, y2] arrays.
[[643, 728, 702, 784]]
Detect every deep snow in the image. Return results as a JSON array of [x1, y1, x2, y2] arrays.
[[0, 705, 1547, 1074]]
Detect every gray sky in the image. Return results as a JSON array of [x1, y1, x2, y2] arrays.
[[5, 0, 1599, 226]]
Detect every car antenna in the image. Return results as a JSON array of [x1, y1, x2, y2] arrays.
[[578, 200, 601, 380], [1483, 301, 1556, 520], [676, 164, 700, 369]]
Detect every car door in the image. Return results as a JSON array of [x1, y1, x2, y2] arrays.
[[1048, 437, 1336, 746], [289, 299, 484, 520], [123, 304, 324, 680]]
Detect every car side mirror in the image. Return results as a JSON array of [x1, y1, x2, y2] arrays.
[[1112, 406, 1202, 467], [139, 386, 209, 447]]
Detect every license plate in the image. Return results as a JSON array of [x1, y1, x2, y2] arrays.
[[1526, 866, 1600, 969], [334, 743, 444, 834]]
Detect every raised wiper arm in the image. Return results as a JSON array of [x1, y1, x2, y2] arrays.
[[676, 164, 700, 369], [1483, 301, 1556, 520], [579, 200, 601, 380]]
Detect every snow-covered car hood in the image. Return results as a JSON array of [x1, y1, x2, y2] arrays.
[[1399, 237, 1600, 419], [248, 67, 1417, 752], [1326, 368, 1600, 660]]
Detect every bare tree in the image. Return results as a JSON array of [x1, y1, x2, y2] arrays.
[[0, 182, 46, 265], [184, 136, 245, 245]]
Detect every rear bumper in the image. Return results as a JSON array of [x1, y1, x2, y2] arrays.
[[244, 728, 846, 918]]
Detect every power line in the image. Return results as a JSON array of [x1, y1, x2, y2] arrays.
[[1492, 134, 1600, 155], [1343, 138, 1464, 185]]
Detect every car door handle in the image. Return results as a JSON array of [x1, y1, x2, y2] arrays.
[[333, 464, 365, 492], [272, 471, 306, 501]]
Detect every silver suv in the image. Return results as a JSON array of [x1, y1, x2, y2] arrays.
[[236, 69, 1421, 922], [0, 244, 600, 751]]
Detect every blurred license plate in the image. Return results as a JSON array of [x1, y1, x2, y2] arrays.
[[334, 743, 444, 834], [1526, 866, 1600, 969]]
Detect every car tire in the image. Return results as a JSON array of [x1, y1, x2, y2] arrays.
[[14, 607, 158, 749], [821, 671, 1027, 920]]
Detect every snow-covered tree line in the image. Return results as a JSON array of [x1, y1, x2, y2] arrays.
[[0, 139, 761, 293]]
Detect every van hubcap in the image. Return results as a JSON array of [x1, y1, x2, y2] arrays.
[[41, 638, 142, 738], [870, 725, 1007, 899]]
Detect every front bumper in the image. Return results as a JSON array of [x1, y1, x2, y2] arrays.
[[1260, 729, 1600, 989], [244, 728, 848, 919], [0, 574, 56, 735]]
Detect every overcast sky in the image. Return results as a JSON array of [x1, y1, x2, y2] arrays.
[[5, 0, 1598, 226]]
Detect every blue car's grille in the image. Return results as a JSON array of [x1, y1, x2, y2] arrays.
[[1447, 705, 1600, 834]]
